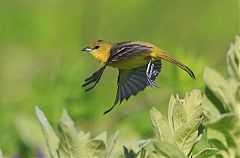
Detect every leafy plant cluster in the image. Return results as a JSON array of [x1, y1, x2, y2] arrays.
[[116, 88, 221, 158], [1, 37, 239, 158], [203, 36, 240, 158], [34, 89, 205, 158], [35, 107, 119, 158]]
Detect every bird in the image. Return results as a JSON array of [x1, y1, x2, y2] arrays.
[[82, 40, 195, 114]]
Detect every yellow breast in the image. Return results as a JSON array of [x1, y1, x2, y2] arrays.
[[91, 49, 110, 64]]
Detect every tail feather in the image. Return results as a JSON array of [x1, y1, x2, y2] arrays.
[[156, 50, 195, 79]]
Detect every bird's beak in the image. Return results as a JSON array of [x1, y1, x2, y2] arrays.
[[82, 47, 92, 52]]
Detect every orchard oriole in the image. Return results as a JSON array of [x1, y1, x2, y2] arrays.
[[82, 40, 195, 114]]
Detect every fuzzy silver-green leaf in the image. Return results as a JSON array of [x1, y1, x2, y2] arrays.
[[203, 67, 234, 111], [172, 100, 187, 132], [193, 148, 219, 158], [173, 118, 202, 155], [150, 107, 172, 142], [183, 89, 202, 121], [86, 139, 106, 158], [227, 36, 240, 81], [206, 113, 237, 133], [57, 109, 82, 158], [153, 141, 186, 158], [168, 95, 176, 135], [107, 130, 119, 158], [35, 106, 59, 158]]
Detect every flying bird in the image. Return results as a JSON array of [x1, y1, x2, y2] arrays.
[[82, 40, 195, 114]]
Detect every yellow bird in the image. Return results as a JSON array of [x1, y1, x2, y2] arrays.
[[82, 40, 195, 114]]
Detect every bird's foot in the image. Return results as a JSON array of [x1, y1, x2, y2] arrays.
[[147, 77, 159, 87], [146, 60, 159, 87]]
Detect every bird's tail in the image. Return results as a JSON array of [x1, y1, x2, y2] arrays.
[[155, 50, 195, 79]]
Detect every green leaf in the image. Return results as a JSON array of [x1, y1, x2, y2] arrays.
[[150, 107, 172, 142], [183, 89, 202, 121], [57, 109, 81, 158], [209, 139, 228, 152], [173, 118, 202, 155], [137, 148, 146, 158], [78, 131, 90, 142], [146, 152, 161, 158], [206, 113, 237, 133], [235, 85, 240, 103], [107, 130, 119, 158], [203, 67, 234, 112], [168, 95, 176, 135], [86, 140, 106, 158], [153, 141, 186, 158], [35, 106, 59, 158], [224, 131, 237, 148], [78, 131, 91, 157], [205, 87, 226, 114], [172, 100, 187, 132], [226, 36, 240, 81], [94, 131, 107, 146], [207, 129, 228, 150], [193, 148, 219, 158], [137, 139, 151, 148]]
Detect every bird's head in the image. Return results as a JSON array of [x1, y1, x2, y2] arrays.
[[82, 40, 112, 64]]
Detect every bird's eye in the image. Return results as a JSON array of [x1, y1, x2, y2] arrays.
[[94, 46, 100, 49]]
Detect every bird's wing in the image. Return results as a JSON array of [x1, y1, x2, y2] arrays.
[[103, 60, 162, 114], [107, 42, 152, 63], [82, 65, 106, 92]]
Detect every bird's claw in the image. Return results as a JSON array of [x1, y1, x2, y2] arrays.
[[146, 60, 159, 87], [147, 77, 159, 87]]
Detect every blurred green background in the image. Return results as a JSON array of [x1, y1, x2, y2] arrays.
[[0, 0, 238, 157]]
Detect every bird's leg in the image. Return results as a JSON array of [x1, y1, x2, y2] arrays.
[[146, 60, 159, 87], [146, 60, 152, 77]]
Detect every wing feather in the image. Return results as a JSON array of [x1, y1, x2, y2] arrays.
[[125, 80, 139, 96], [107, 42, 152, 64], [103, 60, 162, 114]]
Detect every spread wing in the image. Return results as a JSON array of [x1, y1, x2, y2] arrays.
[[103, 60, 162, 114], [82, 65, 106, 92], [107, 42, 152, 64]]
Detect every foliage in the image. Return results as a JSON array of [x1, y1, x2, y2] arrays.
[[34, 89, 207, 158], [150, 89, 203, 156], [122, 89, 214, 158], [203, 36, 240, 158], [36, 107, 119, 158]]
